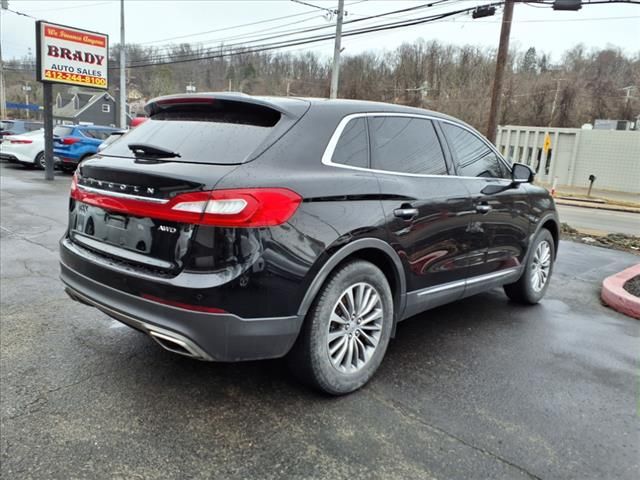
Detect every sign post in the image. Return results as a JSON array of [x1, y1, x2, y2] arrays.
[[35, 21, 109, 180]]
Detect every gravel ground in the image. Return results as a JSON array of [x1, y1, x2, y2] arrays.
[[623, 275, 640, 297]]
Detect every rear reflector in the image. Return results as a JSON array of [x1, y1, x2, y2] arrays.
[[10, 139, 33, 144], [141, 294, 227, 314], [71, 173, 301, 227]]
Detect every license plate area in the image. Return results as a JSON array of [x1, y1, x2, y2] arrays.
[[71, 201, 193, 271]]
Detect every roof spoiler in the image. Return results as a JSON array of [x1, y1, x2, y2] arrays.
[[144, 92, 310, 119]]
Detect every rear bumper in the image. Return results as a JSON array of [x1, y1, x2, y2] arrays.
[[0, 153, 19, 162], [55, 156, 79, 166], [60, 261, 303, 362], [0, 151, 30, 163]]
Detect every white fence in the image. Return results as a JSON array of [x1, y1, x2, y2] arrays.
[[496, 126, 640, 194]]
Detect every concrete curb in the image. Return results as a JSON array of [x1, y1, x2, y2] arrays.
[[601, 264, 640, 319], [555, 199, 640, 214]]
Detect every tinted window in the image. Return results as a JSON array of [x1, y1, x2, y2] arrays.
[[441, 123, 509, 179], [369, 117, 447, 175], [84, 129, 112, 140], [331, 118, 368, 168], [26, 122, 43, 131], [103, 100, 281, 164]]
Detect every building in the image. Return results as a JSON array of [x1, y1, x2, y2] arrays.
[[53, 87, 118, 126], [496, 125, 640, 194]]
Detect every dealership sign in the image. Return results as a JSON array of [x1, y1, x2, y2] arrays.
[[36, 21, 109, 90]]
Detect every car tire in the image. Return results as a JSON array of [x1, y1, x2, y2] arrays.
[[504, 228, 555, 305], [35, 152, 45, 169], [288, 260, 394, 395]]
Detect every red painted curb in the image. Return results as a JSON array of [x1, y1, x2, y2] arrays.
[[601, 263, 640, 319]]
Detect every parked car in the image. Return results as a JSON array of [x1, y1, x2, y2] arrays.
[[1, 119, 44, 140], [54, 124, 120, 172], [97, 130, 126, 152], [0, 130, 45, 167], [60, 93, 560, 395]]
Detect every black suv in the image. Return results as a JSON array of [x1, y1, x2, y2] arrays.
[[60, 93, 559, 395]]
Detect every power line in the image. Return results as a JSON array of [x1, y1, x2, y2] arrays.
[[139, 1, 367, 47], [128, 1, 455, 65], [120, 2, 504, 69]]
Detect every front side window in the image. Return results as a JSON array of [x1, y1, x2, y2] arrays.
[[331, 117, 368, 168], [441, 123, 510, 179], [368, 116, 447, 175]]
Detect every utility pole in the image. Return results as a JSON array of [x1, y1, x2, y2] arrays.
[[329, 0, 344, 99], [485, 0, 514, 144], [22, 83, 31, 119], [0, 0, 8, 120], [119, 0, 127, 128], [549, 78, 565, 126]]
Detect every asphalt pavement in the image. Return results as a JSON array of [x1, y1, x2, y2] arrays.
[[1, 162, 639, 480], [557, 204, 639, 236]]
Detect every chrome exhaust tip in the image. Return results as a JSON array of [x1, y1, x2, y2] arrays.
[[63, 285, 213, 361], [148, 330, 207, 360]]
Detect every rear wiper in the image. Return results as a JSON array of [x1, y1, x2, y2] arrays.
[[128, 143, 181, 158]]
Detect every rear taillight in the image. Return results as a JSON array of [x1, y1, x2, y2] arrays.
[[61, 137, 81, 145], [71, 185, 302, 227], [10, 139, 32, 144]]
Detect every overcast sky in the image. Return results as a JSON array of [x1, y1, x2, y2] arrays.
[[2, 0, 639, 62]]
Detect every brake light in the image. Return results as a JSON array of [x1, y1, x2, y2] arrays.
[[10, 139, 33, 144], [70, 186, 302, 227], [61, 137, 81, 145], [156, 97, 215, 106]]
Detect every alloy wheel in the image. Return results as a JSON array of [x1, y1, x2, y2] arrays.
[[327, 282, 383, 373], [530, 240, 552, 292]]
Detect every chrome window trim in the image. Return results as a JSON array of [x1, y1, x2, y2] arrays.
[[321, 112, 512, 181], [77, 184, 170, 204]]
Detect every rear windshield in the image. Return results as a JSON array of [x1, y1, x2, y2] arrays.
[[1, 121, 15, 130], [102, 100, 282, 164], [54, 126, 74, 137]]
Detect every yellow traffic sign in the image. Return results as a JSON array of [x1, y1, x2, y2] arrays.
[[543, 133, 552, 154]]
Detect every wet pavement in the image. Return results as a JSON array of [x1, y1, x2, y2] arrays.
[[1, 162, 639, 480]]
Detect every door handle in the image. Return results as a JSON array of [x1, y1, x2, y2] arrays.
[[475, 203, 492, 214], [394, 207, 419, 220]]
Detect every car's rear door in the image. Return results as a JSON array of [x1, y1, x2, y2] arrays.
[[437, 121, 531, 295], [365, 114, 477, 317]]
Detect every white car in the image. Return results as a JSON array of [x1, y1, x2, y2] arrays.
[[0, 129, 46, 168]]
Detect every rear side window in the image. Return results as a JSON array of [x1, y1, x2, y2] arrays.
[[103, 99, 282, 164], [331, 118, 368, 168], [368, 116, 447, 175], [83, 129, 111, 140], [53, 126, 74, 137], [441, 123, 510, 179]]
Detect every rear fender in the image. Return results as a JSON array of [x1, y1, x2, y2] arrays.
[[296, 238, 407, 330]]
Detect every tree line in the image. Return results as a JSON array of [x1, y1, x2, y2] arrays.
[[4, 40, 639, 131]]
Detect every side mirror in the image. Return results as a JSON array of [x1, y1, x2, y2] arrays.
[[512, 163, 535, 184]]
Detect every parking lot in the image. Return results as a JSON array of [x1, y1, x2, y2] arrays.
[[1, 162, 638, 480]]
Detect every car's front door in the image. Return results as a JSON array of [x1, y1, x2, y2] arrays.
[[367, 114, 478, 317], [437, 121, 531, 295]]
